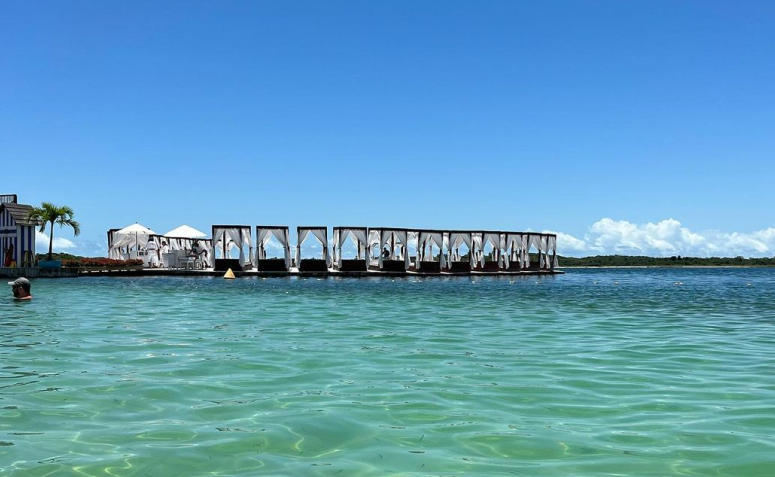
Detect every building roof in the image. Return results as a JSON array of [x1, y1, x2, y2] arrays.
[[0, 202, 39, 226]]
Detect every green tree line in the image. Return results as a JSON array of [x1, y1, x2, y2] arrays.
[[557, 255, 775, 267]]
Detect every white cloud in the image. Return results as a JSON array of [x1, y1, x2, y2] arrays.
[[549, 219, 775, 258], [36, 231, 77, 251], [543, 230, 588, 253]]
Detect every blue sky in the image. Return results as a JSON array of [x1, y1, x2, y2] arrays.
[[2, 1, 774, 257]]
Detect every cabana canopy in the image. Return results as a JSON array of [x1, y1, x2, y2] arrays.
[[110, 223, 156, 252], [504, 232, 528, 270], [416, 229, 446, 271], [447, 230, 475, 269], [164, 225, 207, 239], [527, 233, 557, 270], [502, 232, 557, 270], [148, 233, 213, 267], [212, 225, 252, 266], [297, 226, 330, 269], [256, 225, 291, 270], [332, 227, 368, 268], [369, 227, 412, 271], [472, 231, 506, 270]]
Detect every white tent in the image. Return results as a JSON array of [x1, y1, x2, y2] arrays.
[[110, 223, 156, 259], [164, 225, 207, 239]]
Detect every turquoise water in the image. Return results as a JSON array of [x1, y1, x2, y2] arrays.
[[2, 269, 775, 476]]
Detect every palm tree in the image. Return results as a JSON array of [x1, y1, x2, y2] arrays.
[[27, 202, 81, 261]]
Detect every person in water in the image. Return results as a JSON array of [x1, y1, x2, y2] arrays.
[[8, 277, 32, 300]]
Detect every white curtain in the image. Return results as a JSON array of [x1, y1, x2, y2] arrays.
[[202, 240, 213, 267], [242, 227, 253, 266], [472, 233, 483, 268], [522, 233, 531, 268], [449, 232, 472, 266], [369, 229, 381, 268], [396, 230, 409, 270], [527, 234, 545, 269], [352, 229, 368, 261], [418, 231, 446, 269], [226, 228, 244, 265], [378, 230, 388, 269], [297, 229, 309, 268], [334, 228, 368, 267], [256, 228, 290, 269], [111, 232, 151, 252], [408, 231, 419, 267], [280, 229, 290, 268], [212, 227, 250, 265], [547, 235, 558, 269], [212, 228, 226, 259], [257, 228, 271, 261], [376, 230, 409, 270], [333, 229, 341, 265], [311, 229, 329, 266], [297, 228, 329, 267], [483, 232, 500, 267], [499, 234, 509, 269]]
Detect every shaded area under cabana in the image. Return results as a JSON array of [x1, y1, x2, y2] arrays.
[[332, 227, 368, 272], [504, 232, 557, 271], [255, 226, 291, 272], [471, 231, 507, 272], [368, 227, 413, 272], [297, 226, 330, 272], [147, 233, 213, 269], [212, 225, 253, 272], [446, 230, 475, 273], [415, 229, 446, 274], [108, 223, 156, 262]]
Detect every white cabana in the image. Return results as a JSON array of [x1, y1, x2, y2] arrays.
[[150, 233, 213, 268], [417, 230, 446, 271], [160, 226, 212, 267], [504, 233, 524, 270], [297, 226, 330, 270], [212, 225, 253, 267], [479, 231, 504, 270], [526, 233, 550, 269], [447, 231, 474, 269], [372, 228, 411, 271], [332, 227, 368, 269], [109, 223, 156, 260], [256, 226, 291, 270]]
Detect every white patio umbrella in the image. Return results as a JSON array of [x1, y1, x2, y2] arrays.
[[113, 223, 156, 251], [164, 225, 207, 239]]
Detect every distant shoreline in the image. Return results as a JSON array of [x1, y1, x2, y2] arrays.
[[559, 265, 775, 269]]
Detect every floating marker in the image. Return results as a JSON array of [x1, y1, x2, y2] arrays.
[[223, 268, 236, 279]]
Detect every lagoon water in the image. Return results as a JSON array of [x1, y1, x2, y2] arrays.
[[1, 269, 775, 476]]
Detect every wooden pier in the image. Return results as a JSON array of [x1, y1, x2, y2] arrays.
[[77, 268, 563, 278], [106, 224, 562, 278]]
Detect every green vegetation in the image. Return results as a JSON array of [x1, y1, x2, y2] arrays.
[[35, 253, 141, 268], [27, 202, 81, 261], [558, 255, 775, 267], [35, 252, 82, 262]]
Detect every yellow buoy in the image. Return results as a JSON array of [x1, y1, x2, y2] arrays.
[[223, 268, 236, 279]]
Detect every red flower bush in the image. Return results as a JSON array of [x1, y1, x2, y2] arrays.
[[64, 258, 143, 268]]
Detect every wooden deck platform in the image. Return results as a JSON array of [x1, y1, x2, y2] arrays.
[[78, 268, 563, 278], [1, 267, 79, 278]]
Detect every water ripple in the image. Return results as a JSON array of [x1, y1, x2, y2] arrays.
[[1, 270, 774, 475]]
